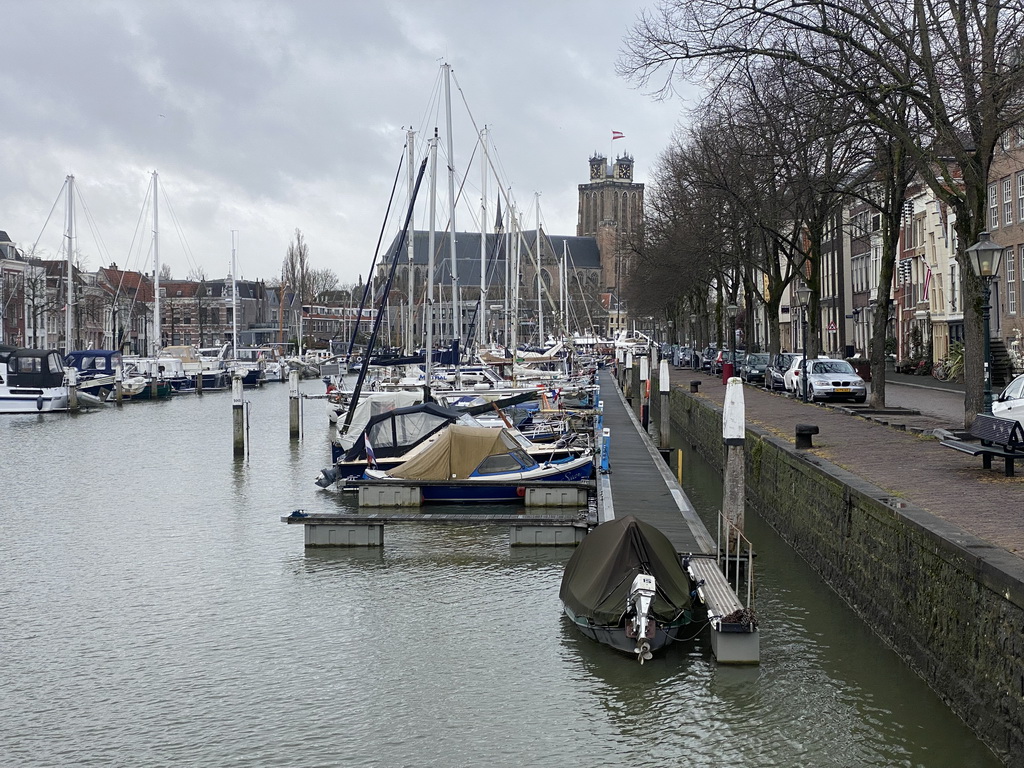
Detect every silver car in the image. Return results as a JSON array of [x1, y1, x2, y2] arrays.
[[799, 359, 867, 403], [992, 373, 1024, 427]]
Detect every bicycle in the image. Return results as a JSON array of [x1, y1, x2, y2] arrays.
[[932, 360, 949, 381]]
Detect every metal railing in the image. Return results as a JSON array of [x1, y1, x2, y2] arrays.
[[717, 510, 754, 609]]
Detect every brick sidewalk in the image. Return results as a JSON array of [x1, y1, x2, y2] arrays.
[[666, 367, 1024, 558]]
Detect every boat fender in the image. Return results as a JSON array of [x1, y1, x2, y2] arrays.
[[36, 395, 44, 411], [516, 486, 526, 497]]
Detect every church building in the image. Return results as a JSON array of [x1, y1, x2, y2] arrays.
[[378, 153, 644, 346]]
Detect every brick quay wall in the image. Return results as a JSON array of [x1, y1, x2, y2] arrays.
[[623, 364, 1024, 765]]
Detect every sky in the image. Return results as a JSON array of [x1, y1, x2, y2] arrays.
[[1, 0, 697, 287]]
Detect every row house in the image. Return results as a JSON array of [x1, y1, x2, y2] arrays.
[[158, 277, 271, 350], [987, 132, 1024, 370]]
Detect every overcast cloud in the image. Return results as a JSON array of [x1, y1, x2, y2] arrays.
[[1, 0, 695, 285]]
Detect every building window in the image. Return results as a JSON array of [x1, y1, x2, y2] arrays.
[[1018, 172, 1024, 221], [990, 183, 1000, 228], [1008, 249, 1016, 314], [1004, 178, 1013, 225]]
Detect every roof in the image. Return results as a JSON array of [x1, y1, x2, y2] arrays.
[[98, 265, 155, 301], [384, 230, 602, 286]]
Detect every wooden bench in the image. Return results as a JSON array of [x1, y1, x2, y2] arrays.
[[939, 413, 1024, 477]]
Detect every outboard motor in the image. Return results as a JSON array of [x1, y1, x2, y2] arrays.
[[314, 466, 339, 489], [625, 573, 657, 663]]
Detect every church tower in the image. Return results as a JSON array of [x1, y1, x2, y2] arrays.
[[577, 153, 644, 333]]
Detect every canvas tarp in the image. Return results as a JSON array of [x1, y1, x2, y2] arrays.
[[387, 424, 519, 480], [559, 515, 692, 626]]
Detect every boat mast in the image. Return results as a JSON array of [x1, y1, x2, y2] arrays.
[[443, 63, 460, 355], [536, 192, 543, 346], [479, 126, 488, 353], [561, 239, 567, 339], [426, 130, 438, 385], [406, 127, 416, 356], [231, 230, 238, 356], [64, 174, 75, 354], [504, 189, 511, 353], [152, 171, 161, 355], [510, 207, 520, 372]]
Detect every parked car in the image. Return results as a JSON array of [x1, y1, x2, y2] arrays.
[[992, 372, 1024, 427], [739, 353, 770, 384], [765, 352, 797, 391], [784, 355, 836, 394], [794, 358, 867, 402], [701, 345, 719, 373]]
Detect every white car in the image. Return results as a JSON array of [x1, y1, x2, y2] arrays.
[[992, 373, 1024, 427], [783, 355, 834, 395], [782, 356, 839, 393]]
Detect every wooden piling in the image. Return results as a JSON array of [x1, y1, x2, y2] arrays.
[[232, 374, 246, 457], [289, 369, 301, 439]]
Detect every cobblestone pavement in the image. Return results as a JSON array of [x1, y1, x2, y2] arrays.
[[665, 367, 1024, 558]]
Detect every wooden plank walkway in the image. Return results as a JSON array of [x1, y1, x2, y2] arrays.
[[597, 368, 715, 556]]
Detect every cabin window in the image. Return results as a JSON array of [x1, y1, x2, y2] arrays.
[[475, 454, 523, 474]]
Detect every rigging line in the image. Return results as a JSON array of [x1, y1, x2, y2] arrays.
[[339, 141, 409, 360], [28, 178, 68, 260], [74, 187, 115, 271], [160, 184, 201, 277], [343, 156, 429, 433]]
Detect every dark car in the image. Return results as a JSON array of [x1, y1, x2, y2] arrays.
[[740, 352, 770, 384], [765, 352, 797, 391]]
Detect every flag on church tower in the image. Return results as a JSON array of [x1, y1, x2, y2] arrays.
[[611, 131, 625, 140]]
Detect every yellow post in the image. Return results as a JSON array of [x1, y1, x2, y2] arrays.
[[677, 448, 683, 484]]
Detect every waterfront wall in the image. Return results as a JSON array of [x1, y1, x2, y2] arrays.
[[628, 363, 1024, 766]]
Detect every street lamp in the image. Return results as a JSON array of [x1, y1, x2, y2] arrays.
[[965, 231, 1004, 414], [689, 313, 698, 369], [794, 283, 812, 402], [724, 303, 739, 382]]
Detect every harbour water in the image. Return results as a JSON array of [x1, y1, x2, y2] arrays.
[[0, 382, 1000, 766]]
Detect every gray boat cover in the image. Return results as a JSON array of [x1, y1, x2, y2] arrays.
[[559, 515, 692, 626]]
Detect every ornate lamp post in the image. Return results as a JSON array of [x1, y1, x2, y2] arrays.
[[724, 303, 739, 382], [795, 283, 812, 402], [689, 312, 698, 369], [965, 232, 1004, 414]]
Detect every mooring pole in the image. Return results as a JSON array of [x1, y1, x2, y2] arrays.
[[639, 353, 650, 430], [232, 374, 246, 457], [659, 357, 670, 449], [722, 376, 746, 541], [289, 369, 301, 440], [115, 364, 123, 405], [67, 367, 79, 411]]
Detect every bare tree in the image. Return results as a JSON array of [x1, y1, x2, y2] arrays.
[[621, 0, 1024, 420], [281, 229, 311, 303], [309, 267, 339, 302], [159, 263, 172, 282]]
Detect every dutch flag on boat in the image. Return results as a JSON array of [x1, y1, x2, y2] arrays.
[[364, 433, 378, 468]]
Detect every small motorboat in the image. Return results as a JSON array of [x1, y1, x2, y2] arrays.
[[560, 515, 695, 662], [360, 423, 593, 503]]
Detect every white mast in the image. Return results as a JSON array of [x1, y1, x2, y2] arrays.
[[443, 63, 459, 351], [152, 171, 161, 355], [561, 239, 568, 339], [536, 192, 543, 346], [406, 127, 416, 355], [64, 174, 75, 354], [231, 230, 238, 357], [510, 207, 520, 363], [426, 130, 438, 384], [504, 189, 511, 352], [479, 126, 488, 353]]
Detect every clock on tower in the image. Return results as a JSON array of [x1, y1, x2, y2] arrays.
[[590, 162, 604, 180]]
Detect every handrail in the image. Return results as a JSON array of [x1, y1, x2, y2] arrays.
[[716, 510, 754, 610]]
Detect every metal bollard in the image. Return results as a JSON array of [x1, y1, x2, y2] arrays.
[[690, 380, 701, 393], [795, 423, 819, 449]]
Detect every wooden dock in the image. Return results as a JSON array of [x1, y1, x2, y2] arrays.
[[597, 365, 758, 664]]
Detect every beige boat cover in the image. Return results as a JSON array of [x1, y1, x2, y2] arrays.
[[387, 424, 520, 480]]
